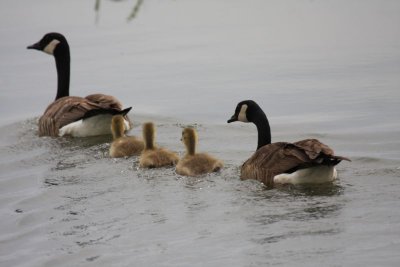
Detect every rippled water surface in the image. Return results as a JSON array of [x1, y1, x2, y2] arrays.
[[1, 0, 400, 266]]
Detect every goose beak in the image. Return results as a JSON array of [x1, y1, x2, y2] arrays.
[[27, 42, 41, 50], [227, 115, 237, 123]]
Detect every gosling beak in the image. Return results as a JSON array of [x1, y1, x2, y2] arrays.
[[227, 115, 237, 123], [27, 42, 41, 50]]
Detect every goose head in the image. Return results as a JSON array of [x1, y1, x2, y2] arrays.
[[227, 100, 263, 123], [228, 100, 272, 149], [27, 32, 69, 56]]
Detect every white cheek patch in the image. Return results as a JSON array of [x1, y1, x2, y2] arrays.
[[238, 104, 248, 122], [43, 39, 60, 55]]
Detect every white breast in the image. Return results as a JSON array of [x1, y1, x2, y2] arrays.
[[273, 165, 337, 185], [59, 114, 130, 137]]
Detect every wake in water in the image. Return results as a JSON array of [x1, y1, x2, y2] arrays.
[[1, 117, 399, 267]]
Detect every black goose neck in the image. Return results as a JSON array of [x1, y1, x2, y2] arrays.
[[54, 44, 70, 100], [252, 110, 271, 150]]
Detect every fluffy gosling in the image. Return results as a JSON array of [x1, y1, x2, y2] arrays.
[[176, 128, 223, 176], [139, 122, 179, 168], [109, 115, 144, 158]]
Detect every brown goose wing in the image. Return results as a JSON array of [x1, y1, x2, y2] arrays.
[[292, 139, 333, 159], [85, 94, 123, 110], [241, 139, 349, 186], [85, 94, 132, 127], [293, 139, 351, 162], [241, 142, 310, 186], [38, 96, 120, 137]]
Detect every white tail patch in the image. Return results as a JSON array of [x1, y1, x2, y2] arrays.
[[273, 166, 337, 185], [44, 39, 60, 55], [238, 104, 248, 122], [59, 114, 131, 137]]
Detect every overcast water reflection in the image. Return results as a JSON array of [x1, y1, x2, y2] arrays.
[[0, 0, 400, 266]]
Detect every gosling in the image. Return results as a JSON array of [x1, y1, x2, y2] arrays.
[[109, 115, 144, 158], [139, 122, 179, 168], [176, 128, 223, 176]]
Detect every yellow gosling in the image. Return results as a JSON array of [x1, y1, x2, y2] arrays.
[[139, 122, 179, 168], [109, 115, 144, 158], [176, 128, 223, 176]]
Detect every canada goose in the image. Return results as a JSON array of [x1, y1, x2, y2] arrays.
[[139, 122, 179, 168], [109, 115, 144, 158], [227, 100, 350, 186], [176, 128, 223, 176], [27, 32, 132, 137]]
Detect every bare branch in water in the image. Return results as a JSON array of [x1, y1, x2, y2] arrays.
[[94, 0, 144, 24], [95, 0, 101, 12], [94, 0, 101, 24]]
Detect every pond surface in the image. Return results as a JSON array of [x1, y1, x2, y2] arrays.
[[1, 0, 400, 266]]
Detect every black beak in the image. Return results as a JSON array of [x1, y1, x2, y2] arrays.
[[227, 115, 237, 123], [27, 42, 41, 50]]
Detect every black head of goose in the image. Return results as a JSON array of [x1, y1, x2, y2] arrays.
[[27, 32, 132, 137], [228, 100, 350, 186]]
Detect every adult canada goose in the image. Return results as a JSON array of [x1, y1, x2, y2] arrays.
[[109, 115, 144, 158], [176, 128, 223, 176], [139, 122, 179, 168], [27, 32, 132, 137], [227, 100, 350, 186]]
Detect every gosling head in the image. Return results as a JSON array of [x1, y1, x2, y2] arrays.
[[227, 100, 263, 124], [27, 32, 69, 56], [142, 122, 156, 150], [181, 128, 197, 155]]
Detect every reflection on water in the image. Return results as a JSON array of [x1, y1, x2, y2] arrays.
[[127, 0, 144, 21], [94, 0, 101, 24], [2, 0, 400, 264], [94, 0, 145, 23], [280, 183, 344, 197], [244, 183, 344, 247], [2, 116, 399, 265], [254, 227, 342, 245], [58, 135, 111, 149]]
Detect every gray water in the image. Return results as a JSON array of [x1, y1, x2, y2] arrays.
[[1, 0, 400, 266]]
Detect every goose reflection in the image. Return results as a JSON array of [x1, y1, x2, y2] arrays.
[[94, 0, 145, 23]]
